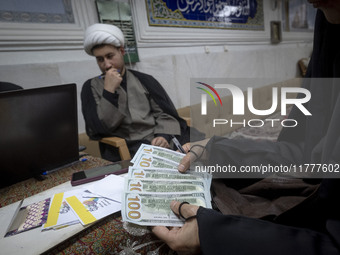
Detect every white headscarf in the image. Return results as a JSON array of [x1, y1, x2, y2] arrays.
[[83, 23, 125, 56]]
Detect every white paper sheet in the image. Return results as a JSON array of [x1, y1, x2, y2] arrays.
[[86, 174, 125, 203]]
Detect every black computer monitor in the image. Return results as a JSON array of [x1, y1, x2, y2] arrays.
[[0, 84, 79, 188]]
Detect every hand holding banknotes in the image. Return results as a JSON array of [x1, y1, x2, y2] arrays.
[[124, 143, 212, 253], [152, 200, 201, 254]]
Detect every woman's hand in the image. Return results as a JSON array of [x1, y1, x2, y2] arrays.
[[177, 138, 210, 173], [181, 143, 191, 153], [152, 201, 201, 254]]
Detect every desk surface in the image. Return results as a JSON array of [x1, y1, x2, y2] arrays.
[[0, 156, 169, 255], [0, 155, 111, 255], [0, 155, 107, 208], [0, 181, 90, 255]]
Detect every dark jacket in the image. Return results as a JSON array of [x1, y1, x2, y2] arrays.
[[81, 69, 204, 161], [197, 10, 340, 255]]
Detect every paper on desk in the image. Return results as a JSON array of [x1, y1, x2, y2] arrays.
[[66, 193, 121, 226], [42, 190, 80, 230], [64, 175, 123, 226], [5, 198, 50, 237], [85, 174, 125, 203]]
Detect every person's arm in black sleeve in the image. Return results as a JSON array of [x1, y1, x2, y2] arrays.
[[197, 207, 339, 255], [81, 78, 128, 140], [81, 79, 112, 140], [102, 89, 119, 108]]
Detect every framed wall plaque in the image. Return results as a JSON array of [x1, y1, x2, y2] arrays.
[[146, 0, 264, 31]]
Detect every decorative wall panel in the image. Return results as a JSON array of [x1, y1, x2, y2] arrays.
[[146, 0, 264, 30]]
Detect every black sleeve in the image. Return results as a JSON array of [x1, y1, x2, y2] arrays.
[[102, 89, 119, 108], [81, 79, 112, 140], [204, 136, 304, 180], [197, 207, 339, 255]]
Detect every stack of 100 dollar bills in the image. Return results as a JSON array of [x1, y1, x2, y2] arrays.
[[122, 144, 212, 227]]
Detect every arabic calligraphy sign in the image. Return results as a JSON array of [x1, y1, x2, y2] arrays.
[[146, 0, 264, 30]]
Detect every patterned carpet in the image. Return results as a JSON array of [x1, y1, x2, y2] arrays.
[[45, 215, 172, 255], [0, 155, 105, 207]]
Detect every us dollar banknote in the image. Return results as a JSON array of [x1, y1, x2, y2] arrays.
[[131, 144, 185, 164], [122, 192, 211, 226], [125, 178, 207, 193], [132, 153, 178, 169], [127, 167, 212, 187]]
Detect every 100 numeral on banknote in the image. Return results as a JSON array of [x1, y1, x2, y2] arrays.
[[122, 192, 210, 226]]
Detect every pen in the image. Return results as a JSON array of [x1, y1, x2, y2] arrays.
[[42, 168, 60, 175], [171, 135, 186, 153], [42, 160, 84, 175]]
